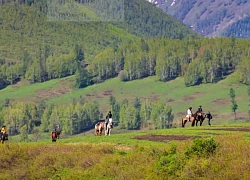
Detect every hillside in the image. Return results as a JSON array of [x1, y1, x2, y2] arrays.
[[146, 0, 250, 37], [1, 72, 249, 125], [0, 0, 198, 88]]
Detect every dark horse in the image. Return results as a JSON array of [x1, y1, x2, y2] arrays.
[[195, 112, 206, 126], [55, 128, 62, 139], [0, 132, 8, 144], [181, 112, 199, 127], [50, 131, 58, 142]]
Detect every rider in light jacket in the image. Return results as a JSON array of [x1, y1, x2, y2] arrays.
[[186, 107, 192, 122]]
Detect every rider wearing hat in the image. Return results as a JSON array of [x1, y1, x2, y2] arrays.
[[198, 105, 203, 113]]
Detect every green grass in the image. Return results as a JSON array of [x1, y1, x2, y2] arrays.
[[1, 72, 248, 123], [2, 123, 250, 179]]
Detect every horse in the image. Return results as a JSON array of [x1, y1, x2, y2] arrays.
[[105, 118, 113, 136], [195, 111, 206, 126], [181, 112, 198, 127], [0, 132, 8, 144], [95, 122, 105, 136], [50, 131, 58, 142], [55, 128, 62, 139]]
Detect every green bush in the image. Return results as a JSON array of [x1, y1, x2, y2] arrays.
[[185, 138, 219, 158], [155, 145, 183, 176]]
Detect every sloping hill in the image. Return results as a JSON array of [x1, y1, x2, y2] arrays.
[[1, 72, 248, 123], [0, 0, 198, 88], [147, 0, 250, 37], [0, 0, 198, 63]]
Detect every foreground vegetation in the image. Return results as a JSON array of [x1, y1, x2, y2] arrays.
[[1, 124, 250, 179]]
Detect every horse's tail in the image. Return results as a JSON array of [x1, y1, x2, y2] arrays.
[[181, 117, 184, 127]]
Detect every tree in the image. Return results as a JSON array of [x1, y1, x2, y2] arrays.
[[32, 127, 41, 142], [229, 88, 238, 120], [75, 67, 90, 88], [20, 125, 29, 142]]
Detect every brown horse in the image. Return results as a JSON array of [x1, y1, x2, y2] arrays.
[[95, 122, 105, 136], [181, 112, 198, 127], [55, 128, 62, 139], [195, 112, 206, 126], [50, 131, 58, 142]]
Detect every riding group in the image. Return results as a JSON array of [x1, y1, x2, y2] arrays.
[[182, 105, 213, 127], [95, 111, 113, 136]]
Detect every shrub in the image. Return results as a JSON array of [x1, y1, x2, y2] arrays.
[[185, 138, 219, 158], [118, 70, 128, 81]]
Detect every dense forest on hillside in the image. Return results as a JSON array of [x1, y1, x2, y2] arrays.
[[0, 0, 197, 88], [89, 37, 250, 86]]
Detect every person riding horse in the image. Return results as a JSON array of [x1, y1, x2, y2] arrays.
[[0, 125, 8, 141], [197, 105, 203, 113], [105, 111, 113, 129], [186, 107, 192, 122]]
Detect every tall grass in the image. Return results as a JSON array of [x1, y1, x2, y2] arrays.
[[1, 126, 250, 179]]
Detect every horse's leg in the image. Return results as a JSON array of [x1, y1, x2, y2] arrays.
[[191, 120, 195, 127]]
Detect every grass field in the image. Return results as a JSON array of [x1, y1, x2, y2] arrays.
[[0, 72, 249, 125], [2, 123, 250, 179]]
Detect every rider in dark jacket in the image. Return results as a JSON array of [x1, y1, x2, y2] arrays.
[[198, 105, 203, 113], [105, 111, 112, 128]]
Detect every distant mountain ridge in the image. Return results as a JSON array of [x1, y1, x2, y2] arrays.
[[146, 0, 250, 38]]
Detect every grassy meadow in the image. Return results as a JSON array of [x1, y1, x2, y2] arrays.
[[0, 72, 249, 127], [1, 123, 250, 179]]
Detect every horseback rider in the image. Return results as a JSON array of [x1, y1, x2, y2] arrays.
[[1, 125, 7, 134], [186, 107, 192, 122], [1, 125, 8, 140], [198, 105, 203, 113], [105, 111, 113, 128]]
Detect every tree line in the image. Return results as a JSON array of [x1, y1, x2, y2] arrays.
[[0, 96, 174, 138], [1, 36, 250, 91]]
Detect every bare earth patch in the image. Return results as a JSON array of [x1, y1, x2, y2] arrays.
[[36, 85, 71, 100], [183, 92, 202, 101], [134, 134, 200, 142], [207, 127, 250, 132], [103, 90, 113, 96]]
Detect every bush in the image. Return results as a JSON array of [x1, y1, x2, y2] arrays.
[[185, 138, 219, 158], [118, 70, 128, 81]]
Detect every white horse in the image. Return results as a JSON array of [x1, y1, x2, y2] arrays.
[[105, 118, 113, 136]]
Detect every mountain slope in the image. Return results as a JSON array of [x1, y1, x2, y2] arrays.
[[147, 0, 250, 37], [0, 0, 199, 87]]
